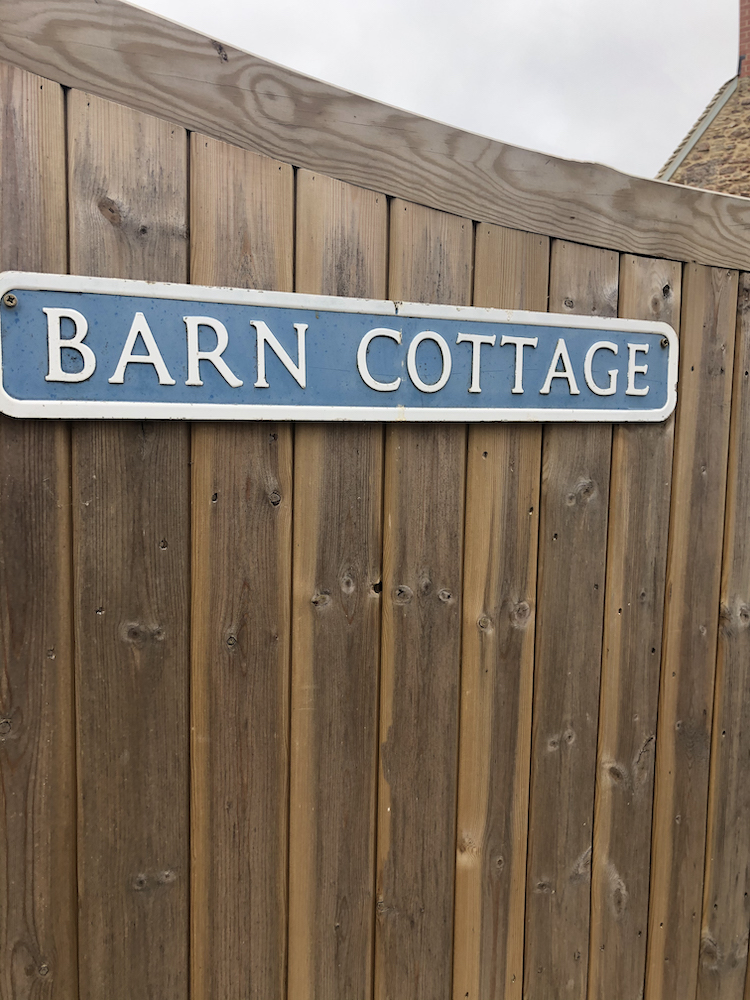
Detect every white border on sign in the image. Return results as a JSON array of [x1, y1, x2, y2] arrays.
[[0, 271, 679, 422]]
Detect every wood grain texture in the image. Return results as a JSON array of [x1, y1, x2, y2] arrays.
[[375, 200, 471, 1000], [189, 136, 293, 1000], [523, 241, 618, 1000], [68, 90, 190, 1000], [587, 255, 681, 1000], [0, 63, 77, 1000], [452, 226, 548, 1000], [696, 272, 750, 1000], [287, 170, 386, 1000], [1, 3, 750, 270], [645, 264, 739, 1000]]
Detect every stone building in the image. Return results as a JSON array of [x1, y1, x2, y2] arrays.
[[660, 0, 750, 195]]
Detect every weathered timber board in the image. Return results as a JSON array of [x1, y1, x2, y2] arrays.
[[0, 63, 77, 1000], [68, 90, 191, 1000], [375, 200, 471, 1000], [452, 225, 548, 1000], [588, 254, 681, 1000], [190, 135, 294, 1000], [287, 170, 387, 1000], [523, 241, 617, 1000], [646, 263, 739, 1000], [696, 272, 750, 1000]]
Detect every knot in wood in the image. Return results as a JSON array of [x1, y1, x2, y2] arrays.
[[122, 622, 164, 645], [0, 719, 11, 736], [340, 573, 355, 595], [419, 576, 433, 596], [98, 196, 123, 226], [477, 615, 493, 632], [607, 862, 628, 917], [393, 585, 413, 605], [510, 601, 531, 628], [534, 877, 553, 893], [156, 869, 176, 884], [457, 833, 476, 855], [563, 728, 576, 746], [563, 297, 575, 309], [38, 964, 50, 977], [132, 873, 148, 891], [123, 622, 148, 644], [570, 846, 591, 883], [226, 635, 237, 647], [606, 761, 627, 784], [268, 489, 281, 507], [740, 604, 750, 626], [437, 589, 452, 603], [700, 933, 721, 971], [311, 591, 331, 608], [567, 478, 596, 505]]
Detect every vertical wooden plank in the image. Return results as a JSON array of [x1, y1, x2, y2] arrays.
[[696, 272, 750, 1000], [523, 241, 617, 1000], [452, 225, 548, 1000], [68, 91, 190, 1000], [190, 136, 293, 1000], [0, 64, 77, 1000], [587, 256, 681, 1000], [288, 170, 387, 1000], [375, 199, 471, 1000], [645, 264, 738, 1000]]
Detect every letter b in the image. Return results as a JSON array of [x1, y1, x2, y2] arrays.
[[44, 307, 96, 382]]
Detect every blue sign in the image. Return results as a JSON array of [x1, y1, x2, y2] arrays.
[[0, 272, 678, 421]]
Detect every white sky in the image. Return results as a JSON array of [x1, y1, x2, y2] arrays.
[[137, 0, 737, 179]]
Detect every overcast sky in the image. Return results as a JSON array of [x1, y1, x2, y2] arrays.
[[137, 0, 737, 179]]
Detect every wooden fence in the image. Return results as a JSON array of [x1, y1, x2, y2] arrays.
[[2, 54, 750, 1000]]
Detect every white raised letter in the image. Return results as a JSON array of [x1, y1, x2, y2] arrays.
[[252, 321, 307, 388], [108, 312, 175, 385], [407, 331, 452, 393], [627, 343, 649, 396], [456, 332, 496, 393], [539, 338, 580, 395], [44, 307, 96, 382], [357, 328, 402, 391], [500, 335, 538, 394], [184, 316, 242, 387], [584, 341, 618, 396]]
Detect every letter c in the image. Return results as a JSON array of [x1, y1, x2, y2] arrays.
[[357, 327, 402, 391]]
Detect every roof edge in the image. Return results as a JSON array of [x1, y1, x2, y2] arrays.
[[659, 77, 738, 182], [2, 0, 750, 270]]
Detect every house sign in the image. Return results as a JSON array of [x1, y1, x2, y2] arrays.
[[0, 272, 678, 422]]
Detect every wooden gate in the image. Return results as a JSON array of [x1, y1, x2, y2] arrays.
[[3, 7, 750, 999]]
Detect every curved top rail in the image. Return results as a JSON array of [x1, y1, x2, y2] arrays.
[[1, 0, 750, 269]]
